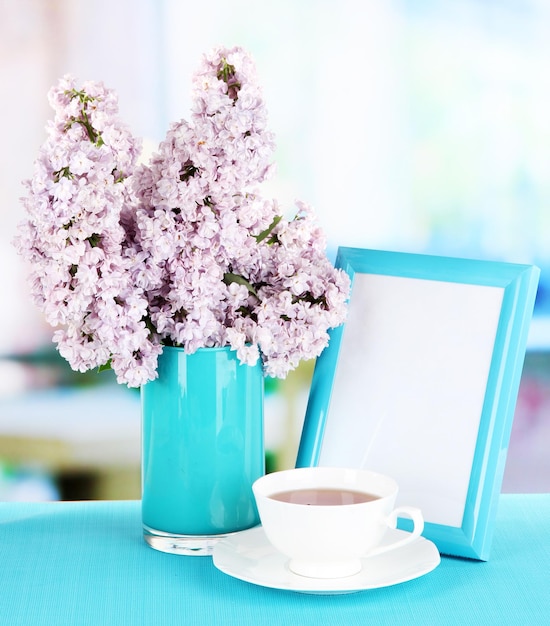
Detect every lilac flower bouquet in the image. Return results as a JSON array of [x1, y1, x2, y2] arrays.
[[14, 46, 350, 387]]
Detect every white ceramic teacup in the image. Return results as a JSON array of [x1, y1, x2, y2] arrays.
[[252, 467, 424, 579]]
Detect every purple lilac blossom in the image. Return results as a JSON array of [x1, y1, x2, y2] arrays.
[[14, 76, 162, 386], [15, 46, 350, 386]]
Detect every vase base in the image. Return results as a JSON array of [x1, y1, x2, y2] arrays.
[[143, 524, 231, 556]]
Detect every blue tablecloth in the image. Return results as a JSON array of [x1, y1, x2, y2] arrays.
[[0, 495, 548, 625]]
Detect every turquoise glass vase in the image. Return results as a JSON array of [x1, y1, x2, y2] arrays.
[[141, 345, 264, 555]]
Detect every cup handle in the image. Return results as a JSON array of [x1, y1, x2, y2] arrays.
[[367, 506, 424, 558]]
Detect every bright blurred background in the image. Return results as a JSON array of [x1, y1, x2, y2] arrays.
[[1, 0, 549, 500]]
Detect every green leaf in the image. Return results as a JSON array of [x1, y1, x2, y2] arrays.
[[86, 233, 101, 248], [255, 215, 282, 244], [223, 272, 258, 297], [53, 166, 73, 183], [97, 359, 112, 373]]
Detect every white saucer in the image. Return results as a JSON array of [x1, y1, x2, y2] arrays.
[[212, 525, 440, 594]]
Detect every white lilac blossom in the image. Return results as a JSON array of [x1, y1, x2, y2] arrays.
[[15, 46, 350, 386]]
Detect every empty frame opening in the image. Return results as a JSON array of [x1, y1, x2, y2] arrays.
[[318, 273, 504, 527]]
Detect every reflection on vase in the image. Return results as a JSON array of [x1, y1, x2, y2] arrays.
[[141, 345, 264, 554]]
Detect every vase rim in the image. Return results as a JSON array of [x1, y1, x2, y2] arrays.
[[161, 344, 234, 354]]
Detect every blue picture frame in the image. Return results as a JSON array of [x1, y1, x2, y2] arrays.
[[296, 248, 539, 560]]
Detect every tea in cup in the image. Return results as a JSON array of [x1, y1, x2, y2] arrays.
[[252, 467, 424, 579]]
